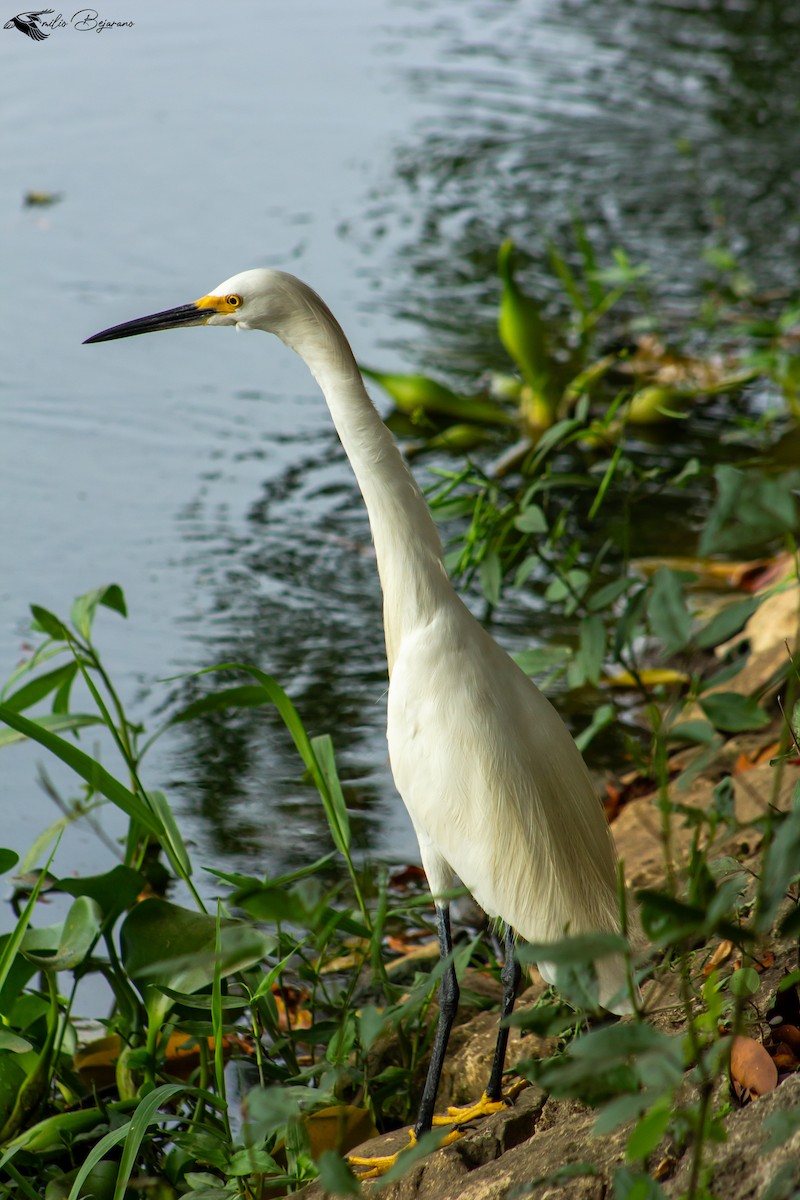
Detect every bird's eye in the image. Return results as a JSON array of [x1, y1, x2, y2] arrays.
[[226, 294, 242, 309]]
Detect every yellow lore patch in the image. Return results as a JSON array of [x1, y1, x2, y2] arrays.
[[195, 293, 241, 314]]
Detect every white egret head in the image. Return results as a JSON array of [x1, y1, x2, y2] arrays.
[[84, 268, 301, 343]]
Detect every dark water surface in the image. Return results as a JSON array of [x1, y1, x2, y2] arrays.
[[1, 0, 798, 888]]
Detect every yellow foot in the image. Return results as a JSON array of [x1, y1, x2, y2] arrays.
[[348, 1127, 464, 1179], [431, 1080, 527, 1127]]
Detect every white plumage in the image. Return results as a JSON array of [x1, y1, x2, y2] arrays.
[[86, 266, 633, 1145]]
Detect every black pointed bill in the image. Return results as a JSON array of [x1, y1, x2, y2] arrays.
[[83, 301, 212, 344]]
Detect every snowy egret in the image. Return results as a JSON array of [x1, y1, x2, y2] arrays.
[[85, 268, 633, 1166]]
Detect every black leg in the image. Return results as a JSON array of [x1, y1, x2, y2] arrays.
[[486, 923, 521, 1101], [413, 903, 459, 1137]]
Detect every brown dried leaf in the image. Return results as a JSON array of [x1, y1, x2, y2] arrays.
[[730, 1034, 778, 1098], [776, 1024, 800, 1054], [704, 939, 735, 976], [770, 1043, 799, 1072]]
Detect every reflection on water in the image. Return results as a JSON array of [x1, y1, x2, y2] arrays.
[[353, 0, 800, 376], [3, 0, 798, 885], [167, 0, 800, 878], [168, 426, 394, 873]]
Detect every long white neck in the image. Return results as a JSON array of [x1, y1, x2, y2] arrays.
[[270, 277, 451, 671]]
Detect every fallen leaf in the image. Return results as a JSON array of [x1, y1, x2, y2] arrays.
[[774, 1024, 800, 1054], [704, 939, 734, 976], [389, 864, 427, 890], [769, 1043, 799, 1072], [271, 989, 313, 1032], [74, 1031, 252, 1088], [730, 1034, 778, 1100]]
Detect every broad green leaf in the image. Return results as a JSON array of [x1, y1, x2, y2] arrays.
[[729, 967, 760, 998], [120, 899, 271, 1026], [625, 1101, 670, 1161], [513, 645, 573, 675], [479, 551, 502, 606], [315, 1151, 360, 1196], [0, 850, 18, 876], [577, 614, 605, 686], [24, 896, 102, 971], [588, 577, 632, 612], [361, 367, 514, 426], [2, 663, 78, 715], [695, 596, 761, 650], [757, 793, 800, 931], [647, 568, 691, 654], [613, 1165, 667, 1200], [699, 692, 770, 733], [517, 932, 628, 967], [70, 584, 127, 641], [514, 504, 548, 534], [44, 1160, 119, 1200], [30, 605, 67, 640], [699, 465, 800, 556], [55, 865, 144, 922], [668, 719, 717, 745]]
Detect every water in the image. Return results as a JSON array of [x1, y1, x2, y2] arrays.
[[1, 0, 798, 890]]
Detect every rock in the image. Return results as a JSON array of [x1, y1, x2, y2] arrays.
[[668, 1073, 800, 1198]]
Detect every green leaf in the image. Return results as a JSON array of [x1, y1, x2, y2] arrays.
[[168, 685, 270, 726], [23, 896, 102, 971], [0, 850, 19, 876], [638, 891, 706, 943], [2, 664, 79, 715], [758, 794, 800, 931], [729, 967, 760, 998], [613, 1165, 667, 1200], [512, 645, 573, 675], [30, 606, 67, 640], [311, 735, 350, 856], [514, 504, 548, 534], [497, 240, 551, 392], [699, 466, 800, 556], [647, 569, 691, 654], [479, 551, 502, 606], [315, 1151, 360, 1196], [64, 1084, 185, 1200], [54, 866, 144, 922], [147, 789, 192, 879], [361, 367, 513, 426], [699, 692, 770, 733], [517, 932, 628, 967], [575, 703, 615, 753], [70, 584, 127, 641], [695, 597, 761, 650], [120, 899, 272, 1027], [625, 1101, 670, 1161], [577, 614, 605, 686], [588, 578, 632, 612], [668, 720, 717, 745], [0, 712, 103, 748]]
